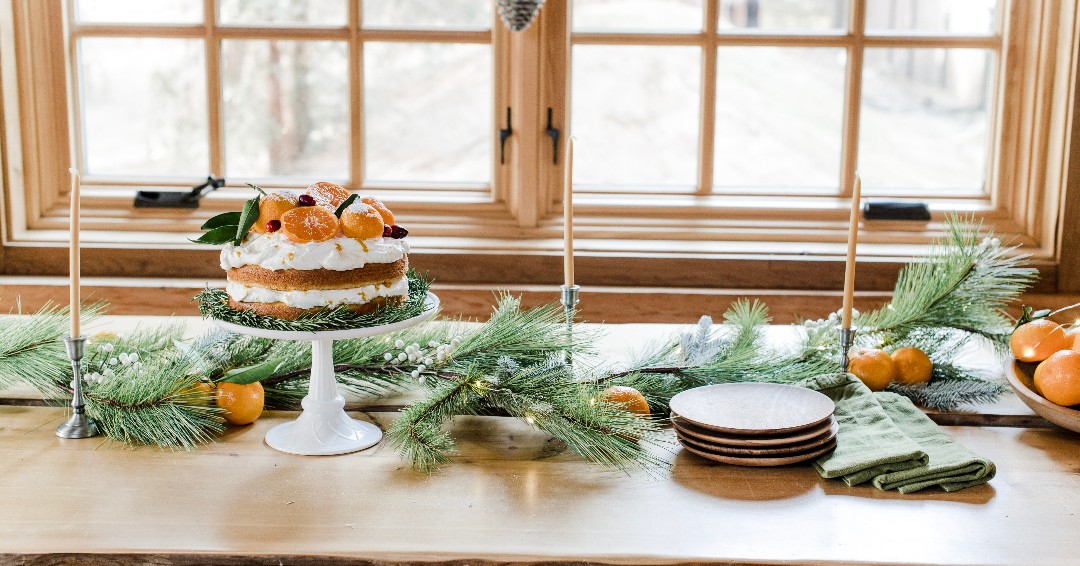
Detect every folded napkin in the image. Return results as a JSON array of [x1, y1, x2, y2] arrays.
[[798, 373, 995, 493]]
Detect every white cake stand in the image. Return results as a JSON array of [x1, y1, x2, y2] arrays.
[[211, 292, 439, 456]]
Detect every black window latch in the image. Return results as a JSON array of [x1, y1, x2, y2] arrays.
[[134, 175, 225, 209], [499, 107, 512, 165], [546, 107, 561, 165]]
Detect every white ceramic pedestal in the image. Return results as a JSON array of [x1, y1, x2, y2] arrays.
[[212, 292, 439, 456]]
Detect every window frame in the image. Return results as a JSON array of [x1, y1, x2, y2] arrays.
[[0, 0, 1078, 292]]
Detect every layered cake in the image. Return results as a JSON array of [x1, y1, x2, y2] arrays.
[[219, 182, 410, 320]]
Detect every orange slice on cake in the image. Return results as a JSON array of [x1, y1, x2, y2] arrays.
[[306, 181, 351, 208], [280, 205, 340, 243]]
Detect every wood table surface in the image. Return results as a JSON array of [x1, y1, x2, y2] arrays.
[[2, 317, 1079, 566]]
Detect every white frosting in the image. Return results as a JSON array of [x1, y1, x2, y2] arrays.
[[220, 231, 409, 271], [226, 276, 409, 309]]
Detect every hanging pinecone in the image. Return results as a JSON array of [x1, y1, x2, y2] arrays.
[[497, 0, 547, 32]]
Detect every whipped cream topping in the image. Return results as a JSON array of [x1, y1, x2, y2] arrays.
[[220, 231, 409, 271], [226, 276, 409, 309]]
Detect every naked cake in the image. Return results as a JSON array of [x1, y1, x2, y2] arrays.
[[216, 181, 410, 320]]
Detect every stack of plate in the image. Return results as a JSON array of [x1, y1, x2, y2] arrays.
[[670, 382, 838, 467]]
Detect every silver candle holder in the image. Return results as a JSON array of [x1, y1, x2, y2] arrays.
[[560, 284, 580, 331], [55, 336, 101, 439], [838, 326, 856, 373]]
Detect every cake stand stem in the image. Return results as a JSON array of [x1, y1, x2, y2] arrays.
[[263, 338, 383, 456]]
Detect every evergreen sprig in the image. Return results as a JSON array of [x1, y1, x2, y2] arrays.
[[0, 302, 104, 397]]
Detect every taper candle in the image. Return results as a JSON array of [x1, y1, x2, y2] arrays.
[[69, 168, 80, 338], [840, 174, 862, 329], [563, 137, 575, 288]]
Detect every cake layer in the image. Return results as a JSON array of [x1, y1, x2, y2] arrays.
[[220, 231, 409, 271], [228, 295, 403, 321], [227, 258, 408, 291], [226, 276, 409, 309]]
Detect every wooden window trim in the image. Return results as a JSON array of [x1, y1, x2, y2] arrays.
[[1, 0, 1078, 292]]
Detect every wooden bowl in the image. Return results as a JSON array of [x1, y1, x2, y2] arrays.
[[1004, 357, 1080, 433]]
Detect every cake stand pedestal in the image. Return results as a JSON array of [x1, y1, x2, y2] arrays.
[[212, 292, 439, 456]]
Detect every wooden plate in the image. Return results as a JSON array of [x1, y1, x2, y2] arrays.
[[675, 425, 836, 457], [680, 436, 837, 467], [1004, 357, 1080, 433], [672, 414, 836, 447], [668, 383, 835, 435], [674, 418, 838, 452]]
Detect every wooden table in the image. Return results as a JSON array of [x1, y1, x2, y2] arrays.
[[2, 318, 1079, 566]]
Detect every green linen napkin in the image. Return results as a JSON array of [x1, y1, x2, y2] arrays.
[[798, 373, 995, 493], [799, 373, 926, 486], [871, 392, 996, 493]]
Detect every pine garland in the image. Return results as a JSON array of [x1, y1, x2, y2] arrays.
[[0, 217, 1037, 470]]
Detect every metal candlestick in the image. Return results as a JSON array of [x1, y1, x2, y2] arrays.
[[55, 336, 100, 439], [838, 326, 855, 373], [560, 284, 580, 330]]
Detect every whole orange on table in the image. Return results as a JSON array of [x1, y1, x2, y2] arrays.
[[848, 348, 896, 392], [1033, 350, 1080, 407], [1010, 319, 1070, 362], [891, 346, 933, 385], [600, 386, 651, 416], [216, 381, 265, 425]]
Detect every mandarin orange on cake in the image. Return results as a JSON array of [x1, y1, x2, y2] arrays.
[[1010, 319, 1070, 362], [280, 205, 339, 243], [252, 191, 298, 233], [360, 196, 395, 225], [1033, 350, 1080, 406], [306, 181, 351, 208], [341, 202, 386, 240], [848, 348, 896, 392]]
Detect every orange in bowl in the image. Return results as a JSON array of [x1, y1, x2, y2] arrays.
[[1034, 350, 1080, 406], [280, 206, 340, 243], [1010, 319, 1070, 362]]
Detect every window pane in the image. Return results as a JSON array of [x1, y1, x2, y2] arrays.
[[866, 0, 997, 34], [78, 38, 208, 176], [859, 48, 993, 195], [719, 0, 848, 31], [218, 0, 347, 26], [363, 0, 491, 28], [76, 0, 201, 23], [572, 45, 700, 189], [364, 43, 491, 184], [573, 0, 703, 32], [715, 48, 845, 191], [222, 40, 349, 179]]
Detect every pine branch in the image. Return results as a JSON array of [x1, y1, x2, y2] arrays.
[[385, 371, 483, 471], [0, 302, 104, 397]]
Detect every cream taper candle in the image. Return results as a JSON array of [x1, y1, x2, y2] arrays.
[[841, 174, 862, 330], [563, 137, 575, 288], [69, 168, 81, 338]]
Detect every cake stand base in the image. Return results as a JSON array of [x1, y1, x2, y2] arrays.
[[264, 400, 382, 456], [212, 292, 440, 457]]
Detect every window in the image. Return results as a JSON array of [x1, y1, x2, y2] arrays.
[[1, 0, 1078, 287]]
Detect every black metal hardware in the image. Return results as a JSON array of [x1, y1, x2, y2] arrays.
[[499, 107, 513, 165], [863, 201, 931, 221], [546, 107, 561, 165], [134, 175, 225, 209]]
